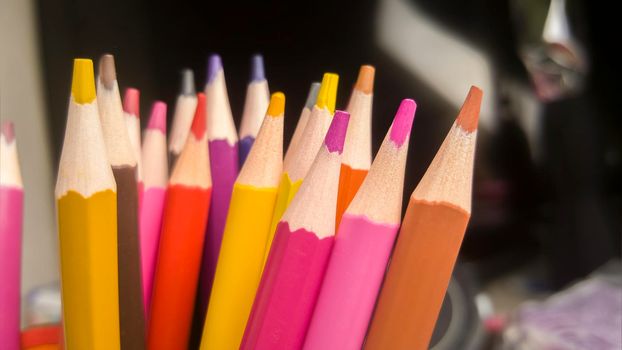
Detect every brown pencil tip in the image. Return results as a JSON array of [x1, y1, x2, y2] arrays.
[[456, 86, 482, 132], [99, 54, 117, 89], [354, 65, 375, 94]]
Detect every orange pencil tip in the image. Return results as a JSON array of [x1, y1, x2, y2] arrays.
[[456, 86, 482, 132], [354, 65, 375, 94]]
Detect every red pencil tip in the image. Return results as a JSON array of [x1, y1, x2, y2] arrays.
[[123, 88, 140, 117], [456, 86, 482, 132], [191, 93, 207, 138]]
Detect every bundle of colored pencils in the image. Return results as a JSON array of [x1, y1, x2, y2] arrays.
[[0, 52, 482, 350]]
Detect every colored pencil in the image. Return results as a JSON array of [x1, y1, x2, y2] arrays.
[[20, 324, 63, 350], [148, 93, 212, 350], [168, 69, 197, 167], [364, 86, 482, 350], [123, 87, 143, 202], [335, 65, 375, 229], [283, 82, 321, 164], [198, 54, 239, 315], [238, 54, 270, 166], [96, 54, 145, 349], [264, 73, 338, 264], [201, 92, 285, 350], [304, 99, 416, 350], [0, 121, 23, 350], [55, 58, 120, 349], [241, 111, 350, 350], [138, 101, 168, 316]]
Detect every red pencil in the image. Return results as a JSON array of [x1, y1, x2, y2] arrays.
[[148, 93, 212, 350]]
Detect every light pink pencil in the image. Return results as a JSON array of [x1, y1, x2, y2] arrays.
[[0, 121, 23, 350], [139, 102, 168, 316], [303, 99, 416, 350]]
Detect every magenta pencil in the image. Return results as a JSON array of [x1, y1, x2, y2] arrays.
[[0, 121, 23, 350], [198, 54, 239, 315], [241, 111, 350, 350], [139, 101, 168, 316], [304, 99, 416, 350]]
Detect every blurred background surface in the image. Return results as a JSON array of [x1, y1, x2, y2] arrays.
[[1, 0, 620, 347]]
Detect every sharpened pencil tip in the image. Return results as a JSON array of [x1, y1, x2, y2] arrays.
[[98, 54, 117, 89], [123, 88, 140, 117], [1, 121, 15, 142], [324, 110, 350, 154], [354, 65, 375, 94], [180, 69, 196, 96], [251, 54, 265, 82], [71, 58, 97, 104], [267, 92, 285, 117], [316, 73, 339, 114], [191, 93, 207, 138], [305, 82, 321, 110], [206, 54, 223, 84], [456, 86, 482, 132], [147, 101, 167, 133], [390, 99, 417, 147]]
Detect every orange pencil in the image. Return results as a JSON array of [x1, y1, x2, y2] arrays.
[[335, 65, 374, 229], [364, 86, 482, 350], [148, 93, 212, 350]]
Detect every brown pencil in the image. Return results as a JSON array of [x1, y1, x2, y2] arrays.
[[97, 54, 145, 349], [364, 86, 482, 350]]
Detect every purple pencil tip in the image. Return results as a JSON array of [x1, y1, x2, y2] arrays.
[[1, 121, 15, 142], [250, 54, 265, 82], [206, 54, 223, 84], [147, 101, 167, 133], [324, 111, 350, 154], [390, 99, 417, 147]]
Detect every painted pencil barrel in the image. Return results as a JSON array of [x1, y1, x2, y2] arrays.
[[200, 184, 278, 349], [335, 165, 368, 230], [364, 200, 470, 350], [199, 140, 238, 312], [238, 136, 254, 167], [0, 186, 23, 350], [57, 190, 120, 350], [304, 214, 398, 350], [241, 222, 334, 350], [138, 186, 166, 315], [148, 185, 211, 350]]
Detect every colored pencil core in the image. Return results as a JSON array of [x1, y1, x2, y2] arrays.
[[207, 54, 223, 84], [354, 65, 375, 94], [191, 93, 207, 138], [99, 54, 116, 89], [266, 92, 285, 117], [325, 111, 350, 154], [456, 86, 482, 132], [251, 54, 265, 82], [123, 88, 140, 117], [316, 73, 339, 113], [389, 99, 417, 147], [71, 59, 96, 104], [148, 101, 167, 133]]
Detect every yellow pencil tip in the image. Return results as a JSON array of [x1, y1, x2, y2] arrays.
[[267, 92, 285, 117], [71, 58, 96, 104], [316, 73, 339, 114]]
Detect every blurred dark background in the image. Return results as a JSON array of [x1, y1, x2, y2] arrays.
[[33, 0, 620, 347]]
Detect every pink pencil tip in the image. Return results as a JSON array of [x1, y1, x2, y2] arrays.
[[1, 121, 15, 142], [324, 111, 350, 154], [147, 101, 167, 133], [390, 99, 417, 147], [123, 88, 140, 117]]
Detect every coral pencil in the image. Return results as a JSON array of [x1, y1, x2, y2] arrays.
[[238, 54, 270, 166], [138, 101, 168, 316], [335, 65, 375, 229], [242, 111, 350, 350], [201, 93, 284, 350], [148, 93, 212, 350], [168, 69, 197, 167], [365, 86, 482, 350], [304, 99, 416, 350], [123, 87, 143, 202], [198, 54, 239, 315], [264, 73, 338, 264], [0, 121, 23, 350], [97, 54, 145, 349], [284, 82, 320, 163], [55, 58, 120, 349]]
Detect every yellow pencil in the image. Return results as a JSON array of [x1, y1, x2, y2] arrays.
[[55, 59, 120, 349], [264, 73, 338, 265], [200, 93, 285, 349]]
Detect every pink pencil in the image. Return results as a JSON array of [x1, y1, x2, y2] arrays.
[[304, 99, 416, 350], [241, 111, 350, 350], [138, 101, 168, 316], [123, 88, 143, 205], [0, 121, 23, 350]]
